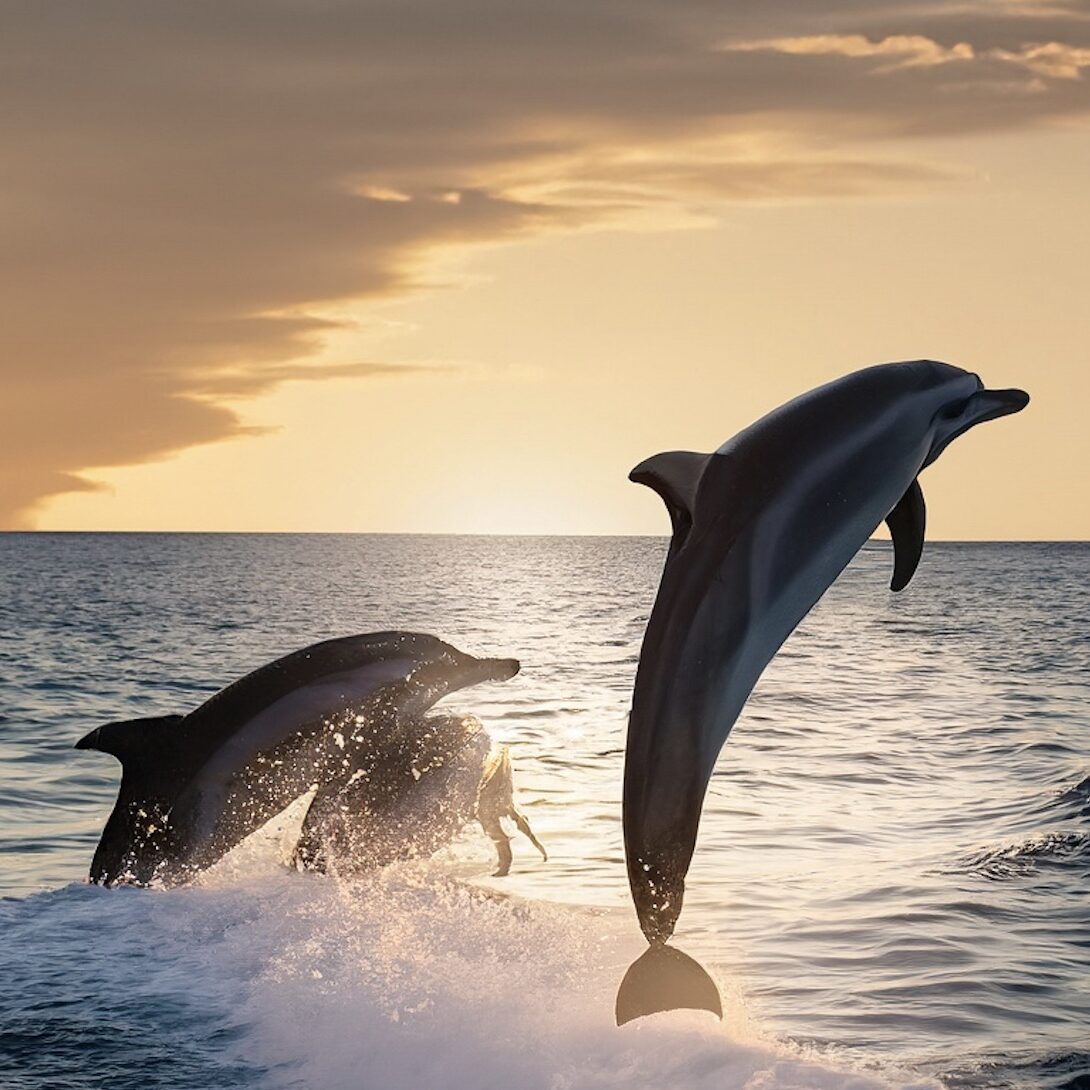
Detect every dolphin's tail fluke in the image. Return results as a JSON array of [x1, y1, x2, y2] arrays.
[[615, 944, 722, 1026]]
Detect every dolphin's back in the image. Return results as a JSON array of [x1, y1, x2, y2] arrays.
[[179, 632, 453, 758], [170, 634, 448, 857]]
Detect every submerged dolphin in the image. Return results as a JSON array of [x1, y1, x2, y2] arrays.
[[617, 361, 1028, 1024], [292, 713, 546, 877], [76, 632, 519, 886]]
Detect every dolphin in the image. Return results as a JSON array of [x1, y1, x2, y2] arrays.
[[617, 360, 1028, 1024], [75, 632, 519, 886], [292, 713, 546, 877], [291, 712, 494, 874]]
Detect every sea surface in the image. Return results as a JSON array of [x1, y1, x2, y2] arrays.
[[0, 533, 1087, 1090]]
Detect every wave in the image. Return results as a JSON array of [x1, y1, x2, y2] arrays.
[[938, 1050, 1090, 1090], [0, 851, 942, 1090], [958, 832, 1090, 880], [1054, 774, 1090, 818]]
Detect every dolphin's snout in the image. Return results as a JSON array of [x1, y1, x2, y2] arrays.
[[925, 383, 1030, 468], [988, 387, 1030, 415], [488, 657, 520, 682], [966, 386, 1030, 427]]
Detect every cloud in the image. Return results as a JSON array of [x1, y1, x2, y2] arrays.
[[527, 154, 959, 209], [189, 361, 446, 398], [727, 34, 977, 71], [996, 40, 1090, 77], [4, 0, 1090, 525], [726, 32, 1090, 80]]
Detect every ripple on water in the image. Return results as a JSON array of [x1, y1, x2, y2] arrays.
[[0, 535, 1087, 1090]]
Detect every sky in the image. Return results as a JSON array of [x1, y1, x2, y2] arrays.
[[4, 1, 1089, 537]]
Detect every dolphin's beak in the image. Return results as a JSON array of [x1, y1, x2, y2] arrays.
[[483, 657, 520, 682], [970, 387, 1030, 423], [925, 386, 1030, 467]]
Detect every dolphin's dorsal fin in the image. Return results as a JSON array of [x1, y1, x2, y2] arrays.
[[629, 451, 711, 553], [885, 478, 926, 592], [74, 715, 184, 763]]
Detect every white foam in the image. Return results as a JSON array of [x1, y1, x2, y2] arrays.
[[156, 858, 938, 1090], [66, 761, 943, 1088]]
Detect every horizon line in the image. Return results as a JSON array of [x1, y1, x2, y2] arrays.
[[2, 530, 1087, 544]]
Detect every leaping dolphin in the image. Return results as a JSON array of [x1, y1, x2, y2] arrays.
[[617, 361, 1028, 1024], [75, 632, 519, 886]]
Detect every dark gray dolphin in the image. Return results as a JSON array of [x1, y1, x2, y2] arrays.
[[617, 360, 1028, 1024], [75, 632, 519, 886], [291, 712, 494, 874], [292, 714, 545, 877]]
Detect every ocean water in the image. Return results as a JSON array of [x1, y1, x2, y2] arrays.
[[0, 533, 1087, 1090]]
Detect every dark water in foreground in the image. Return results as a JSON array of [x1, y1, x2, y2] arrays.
[[1, 534, 1087, 1090]]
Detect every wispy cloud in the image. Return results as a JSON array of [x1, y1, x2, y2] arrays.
[[996, 40, 1090, 77], [726, 32, 1090, 79], [726, 34, 977, 72]]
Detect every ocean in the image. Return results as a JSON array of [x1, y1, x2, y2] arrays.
[[0, 533, 1087, 1090]]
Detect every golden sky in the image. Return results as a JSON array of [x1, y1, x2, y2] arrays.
[[5, 2, 1089, 536]]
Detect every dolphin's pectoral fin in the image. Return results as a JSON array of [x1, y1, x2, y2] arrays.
[[509, 807, 547, 862], [629, 451, 711, 553], [615, 944, 722, 1025], [885, 478, 926, 592]]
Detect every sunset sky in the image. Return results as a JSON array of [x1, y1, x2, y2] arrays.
[[4, 1, 1088, 537]]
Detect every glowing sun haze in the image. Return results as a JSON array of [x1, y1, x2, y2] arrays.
[[4, 1, 1088, 536]]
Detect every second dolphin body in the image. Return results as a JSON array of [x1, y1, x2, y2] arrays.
[[76, 632, 519, 886], [292, 712, 547, 877], [618, 360, 1028, 1023]]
